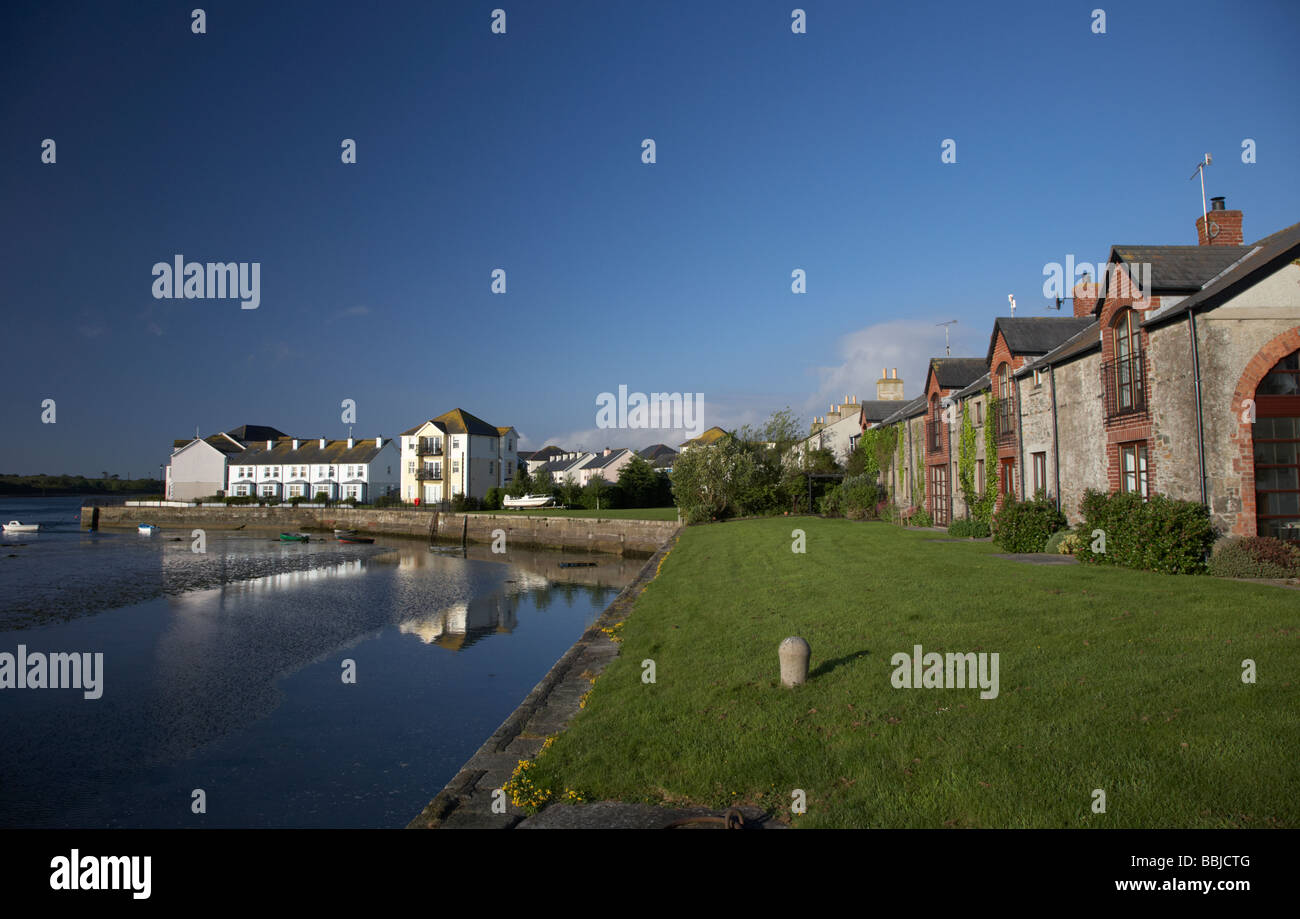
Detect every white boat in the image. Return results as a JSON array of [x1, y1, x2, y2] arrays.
[[502, 494, 556, 509], [138, 524, 160, 535], [2, 520, 39, 533]]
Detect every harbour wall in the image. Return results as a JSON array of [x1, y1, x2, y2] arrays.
[[81, 505, 678, 556]]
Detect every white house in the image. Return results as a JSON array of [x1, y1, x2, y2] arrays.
[[400, 408, 516, 503], [226, 436, 399, 502], [164, 424, 289, 500]]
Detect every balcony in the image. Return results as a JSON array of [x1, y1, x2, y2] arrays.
[[925, 419, 944, 453], [994, 400, 1016, 447], [1102, 354, 1148, 420], [416, 466, 443, 481], [416, 441, 444, 457]]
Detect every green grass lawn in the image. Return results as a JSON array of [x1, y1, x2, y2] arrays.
[[526, 517, 1300, 828], [485, 507, 679, 521]]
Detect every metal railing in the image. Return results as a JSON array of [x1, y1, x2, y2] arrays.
[[1102, 353, 1147, 419]]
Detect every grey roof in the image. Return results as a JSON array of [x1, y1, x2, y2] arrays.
[[1022, 320, 1102, 369], [583, 449, 631, 471], [536, 456, 589, 476], [951, 372, 992, 401], [1143, 220, 1300, 328], [233, 437, 391, 466], [225, 425, 289, 444], [530, 446, 567, 462], [1108, 245, 1251, 295], [986, 317, 1097, 364], [857, 400, 907, 423], [879, 396, 927, 426], [400, 420, 447, 437], [929, 358, 988, 390]]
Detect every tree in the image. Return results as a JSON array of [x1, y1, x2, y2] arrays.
[[670, 435, 757, 523], [582, 475, 616, 510], [506, 465, 532, 498], [617, 455, 660, 506], [533, 466, 556, 496], [559, 473, 582, 507]]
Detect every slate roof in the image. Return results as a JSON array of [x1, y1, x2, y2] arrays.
[[986, 317, 1097, 364], [583, 449, 631, 471], [400, 420, 447, 437], [225, 425, 289, 444], [929, 358, 988, 390], [172, 433, 249, 455], [857, 400, 907, 423], [1143, 220, 1300, 328], [530, 446, 566, 462], [879, 396, 927, 426], [231, 437, 392, 466], [1021, 320, 1102, 369], [951, 372, 992, 401], [1108, 245, 1251, 294]]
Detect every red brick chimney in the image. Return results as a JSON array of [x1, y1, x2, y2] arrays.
[[1196, 196, 1244, 246], [1072, 277, 1101, 318]]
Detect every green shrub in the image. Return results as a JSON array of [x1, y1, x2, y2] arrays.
[[839, 475, 879, 520], [818, 484, 844, 517], [224, 495, 255, 505], [908, 508, 933, 528], [1208, 536, 1300, 579], [948, 518, 991, 539], [878, 502, 897, 524], [1076, 489, 1216, 574], [314, 492, 330, 503], [992, 494, 1067, 553], [373, 493, 402, 508], [483, 487, 504, 511], [451, 494, 482, 513], [1044, 529, 1072, 554]]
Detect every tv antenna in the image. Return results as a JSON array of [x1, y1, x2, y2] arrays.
[[1190, 153, 1213, 241], [936, 319, 957, 356]]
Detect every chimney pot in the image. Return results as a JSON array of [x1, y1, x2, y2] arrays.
[[1211, 196, 1226, 211], [292, 439, 299, 450], [376, 436, 382, 447], [347, 437, 354, 449]]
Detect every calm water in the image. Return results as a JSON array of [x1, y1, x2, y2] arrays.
[[0, 497, 638, 827]]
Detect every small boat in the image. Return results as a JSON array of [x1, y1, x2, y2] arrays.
[[138, 524, 160, 535], [333, 528, 357, 537], [502, 494, 556, 509], [337, 535, 374, 544], [558, 561, 598, 568], [279, 533, 310, 542], [2, 521, 40, 533]]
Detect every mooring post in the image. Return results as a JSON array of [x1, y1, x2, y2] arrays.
[[779, 637, 811, 687]]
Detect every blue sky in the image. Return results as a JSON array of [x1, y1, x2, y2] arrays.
[[2, 0, 1298, 476]]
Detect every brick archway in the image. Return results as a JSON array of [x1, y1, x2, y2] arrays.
[[1231, 326, 1300, 536]]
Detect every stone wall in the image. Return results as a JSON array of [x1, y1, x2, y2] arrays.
[[1052, 350, 1108, 523], [81, 505, 678, 556]]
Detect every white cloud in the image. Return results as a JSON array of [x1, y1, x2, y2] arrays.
[[806, 319, 984, 414]]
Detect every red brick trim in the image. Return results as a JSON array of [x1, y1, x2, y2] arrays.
[[1230, 327, 1300, 536]]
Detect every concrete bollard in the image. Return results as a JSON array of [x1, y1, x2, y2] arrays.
[[779, 637, 811, 687]]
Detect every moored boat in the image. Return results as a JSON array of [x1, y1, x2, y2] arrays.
[[333, 528, 357, 537], [2, 520, 40, 533], [502, 494, 556, 509], [279, 533, 310, 542], [138, 524, 160, 535], [337, 535, 374, 544]]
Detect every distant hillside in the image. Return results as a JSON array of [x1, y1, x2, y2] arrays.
[[0, 475, 162, 496]]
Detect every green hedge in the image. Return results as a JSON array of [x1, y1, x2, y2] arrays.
[[948, 518, 991, 538], [1208, 537, 1300, 579], [992, 495, 1067, 553], [1075, 489, 1216, 574]]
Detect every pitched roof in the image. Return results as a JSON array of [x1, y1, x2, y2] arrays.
[[583, 449, 631, 471], [857, 400, 908, 423], [530, 445, 566, 462], [929, 358, 988, 390], [1143, 220, 1300, 329], [232, 437, 392, 466], [225, 425, 289, 444], [436, 408, 501, 437], [951, 372, 992, 401], [1108, 245, 1251, 294], [1024, 320, 1102, 368], [679, 426, 729, 449], [879, 396, 927, 425], [986, 317, 1097, 364]]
